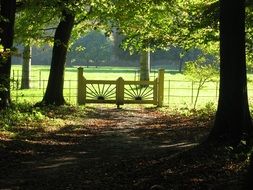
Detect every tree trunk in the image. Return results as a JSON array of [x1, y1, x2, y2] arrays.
[[178, 59, 183, 73], [208, 0, 253, 145], [244, 154, 253, 189], [111, 29, 120, 65], [40, 10, 75, 105], [139, 50, 150, 81], [0, 0, 16, 109], [21, 45, 32, 89]]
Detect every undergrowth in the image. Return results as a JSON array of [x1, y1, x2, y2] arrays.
[[0, 103, 87, 134], [160, 101, 216, 120], [0, 103, 45, 131]]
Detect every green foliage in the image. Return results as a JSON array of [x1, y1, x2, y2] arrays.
[[0, 103, 45, 131], [184, 54, 219, 81], [14, 0, 95, 47], [173, 101, 216, 118], [67, 30, 113, 66], [90, 0, 220, 55], [94, 0, 177, 52], [166, 0, 219, 53], [14, 2, 59, 46], [0, 45, 3, 52], [246, 4, 253, 67], [184, 53, 219, 109], [194, 101, 216, 118], [0, 46, 12, 63]]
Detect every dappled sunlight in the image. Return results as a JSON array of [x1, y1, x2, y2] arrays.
[[37, 161, 75, 169], [23, 138, 77, 146], [37, 156, 78, 170], [1, 106, 244, 190], [159, 142, 198, 149]]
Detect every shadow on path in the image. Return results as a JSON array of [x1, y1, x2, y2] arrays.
[[0, 107, 210, 190]]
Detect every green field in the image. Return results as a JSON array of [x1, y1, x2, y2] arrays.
[[10, 65, 253, 108]]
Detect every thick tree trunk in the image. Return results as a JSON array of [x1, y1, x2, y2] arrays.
[[244, 154, 253, 189], [0, 0, 16, 109], [40, 10, 74, 105], [208, 0, 253, 145], [139, 50, 150, 81], [21, 45, 31, 89]]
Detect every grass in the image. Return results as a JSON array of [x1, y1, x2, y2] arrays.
[[10, 65, 253, 108]]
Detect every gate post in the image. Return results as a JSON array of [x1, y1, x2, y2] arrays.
[[153, 78, 158, 105], [77, 67, 86, 105], [116, 77, 124, 108], [158, 69, 164, 107]]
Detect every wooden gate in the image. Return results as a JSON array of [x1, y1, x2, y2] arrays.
[[77, 68, 164, 107]]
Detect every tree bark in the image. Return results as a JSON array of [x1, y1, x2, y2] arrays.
[[244, 154, 253, 189], [178, 59, 183, 73], [40, 10, 75, 105], [208, 0, 253, 145], [0, 0, 16, 109], [139, 50, 150, 81], [21, 45, 31, 89], [111, 29, 120, 65]]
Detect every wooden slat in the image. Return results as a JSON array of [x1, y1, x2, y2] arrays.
[[123, 100, 156, 104], [85, 80, 117, 85], [124, 81, 155, 85], [85, 99, 116, 104]]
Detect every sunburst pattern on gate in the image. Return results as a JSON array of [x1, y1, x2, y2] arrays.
[[86, 83, 116, 100], [124, 84, 154, 101]]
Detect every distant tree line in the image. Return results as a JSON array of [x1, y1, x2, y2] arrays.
[[13, 30, 207, 71]]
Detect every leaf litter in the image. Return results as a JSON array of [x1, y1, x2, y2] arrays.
[[0, 106, 248, 190]]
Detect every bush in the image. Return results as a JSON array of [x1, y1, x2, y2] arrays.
[[184, 54, 219, 109], [0, 103, 45, 131]]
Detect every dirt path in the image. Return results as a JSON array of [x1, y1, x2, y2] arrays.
[[0, 107, 212, 190]]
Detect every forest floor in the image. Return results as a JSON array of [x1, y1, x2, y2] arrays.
[[0, 106, 249, 190]]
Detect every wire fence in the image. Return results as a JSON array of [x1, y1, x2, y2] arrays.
[[11, 79, 78, 104], [10, 68, 253, 108], [10, 72, 219, 108]]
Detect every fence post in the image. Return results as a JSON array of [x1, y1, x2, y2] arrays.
[[168, 80, 171, 106], [68, 80, 71, 103], [216, 81, 219, 99], [158, 69, 164, 107], [39, 70, 42, 89], [77, 67, 86, 105], [116, 77, 124, 108], [153, 78, 158, 105]]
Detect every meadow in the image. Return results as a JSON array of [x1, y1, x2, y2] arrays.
[[11, 65, 253, 109]]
